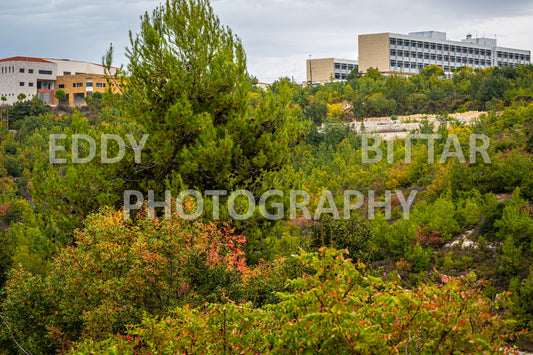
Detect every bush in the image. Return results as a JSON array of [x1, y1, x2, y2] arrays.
[[0, 207, 251, 352], [8, 97, 50, 126], [3, 156, 23, 178], [308, 214, 377, 263], [69, 249, 518, 354]]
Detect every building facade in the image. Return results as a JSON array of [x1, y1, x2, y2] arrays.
[[358, 31, 531, 75], [56, 74, 114, 106], [306, 58, 358, 85], [0, 56, 117, 106], [0, 57, 57, 104]]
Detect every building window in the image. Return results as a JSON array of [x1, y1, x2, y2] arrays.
[[96, 83, 103, 87], [86, 82, 93, 87], [63, 71, 71, 75], [59, 84, 65, 88], [29, 82, 34, 87], [76, 83, 83, 87], [75, 72, 85, 75], [28, 69, 33, 74], [39, 70, 52, 75], [19, 82, 24, 86], [19, 68, 24, 73]]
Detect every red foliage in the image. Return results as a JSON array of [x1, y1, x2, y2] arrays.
[[416, 225, 444, 248]]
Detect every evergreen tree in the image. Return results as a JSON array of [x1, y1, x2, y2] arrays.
[[121, 0, 304, 193]]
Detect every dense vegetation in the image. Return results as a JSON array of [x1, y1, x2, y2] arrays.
[[1, 0, 533, 353]]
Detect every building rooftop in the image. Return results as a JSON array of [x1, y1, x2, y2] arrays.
[[0, 56, 53, 64]]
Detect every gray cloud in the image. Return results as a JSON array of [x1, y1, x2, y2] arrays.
[[1, 0, 532, 83]]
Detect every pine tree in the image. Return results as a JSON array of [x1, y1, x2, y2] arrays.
[[121, 0, 305, 193]]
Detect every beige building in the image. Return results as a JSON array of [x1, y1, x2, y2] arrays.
[[358, 31, 531, 76], [306, 58, 358, 85], [56, 74, 118, 106]]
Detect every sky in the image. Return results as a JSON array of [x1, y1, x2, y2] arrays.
[[1, 0, 533, 83]]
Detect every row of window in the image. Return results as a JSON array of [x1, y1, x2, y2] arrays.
[[62, 72, 87, 75], [15, 81, 107, 89], [390, 53, 493, 66], [1, 66, 15, 74], [390, 61, 524, 73], [1, 67, 53, 75], [334, 63, 357, 71], [57, 82, 106, 89], [391, 50, 530, 64], [390, 62, 451, 71], [389, 38, 531, 61], [496, 51, 529, 60], [334, 73, 348, 80], [497, 62, 523, 67], [390, 49, 493, 60], [390, 38, 491, 55]]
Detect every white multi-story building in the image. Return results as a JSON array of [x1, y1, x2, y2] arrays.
[[358, 31, 531, 75], [0, 57, 57, 105], [0, 56, 116, 105], [45, 58, 109, 77]]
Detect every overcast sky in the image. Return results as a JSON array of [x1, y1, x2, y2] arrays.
[[1, 0, 532, 83]]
